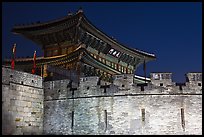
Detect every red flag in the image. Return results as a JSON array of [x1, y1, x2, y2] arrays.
[[11, 43, 16, 70], [32, 50, 37, 74]]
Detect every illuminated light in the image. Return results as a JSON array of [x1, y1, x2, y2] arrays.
[[113, 51, 117, 55], [116, 52, 120, 57], [109, 49, 114, 54], [153, 74, 159, 80]]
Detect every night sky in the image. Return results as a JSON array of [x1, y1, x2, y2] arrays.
[[2, 2, 202, 83]]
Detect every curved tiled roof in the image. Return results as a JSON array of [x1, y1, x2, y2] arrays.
[[12, 11, 81, 30], [12, 9, 156, 59], [81, 14, 156, 58], [3, 46, 122, 75]]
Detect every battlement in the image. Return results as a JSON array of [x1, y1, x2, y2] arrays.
[[43, 72, 202, 101], [43, 73, 202, 135], [113, 74, 134, 90], [149, 72, 202, 92], [186, 72, 202, 82], [150, 72, 174, 87], [150, 72, 202, 83], [80, 76, 99, 86], [2, 67, 43, 135], [2, 66, 42, 88], [2, 67, 202, 135], [185, 72, 202, 90]]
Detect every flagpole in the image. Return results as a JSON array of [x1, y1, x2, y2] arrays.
[[41, 65, 43, 77], [143, 58, 146, 83]]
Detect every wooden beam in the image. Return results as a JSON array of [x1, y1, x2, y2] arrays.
[[97, 43, 103, 54], [90, 38, 97, 49], [129, 57, 135, 66], [86, 35, 93, 46], [83, 33, 90, 45], [123, 54, 129, 62], [127, 56, 133, 64], [99, 42, 106, 53], [79, 31, 87, 42], [119, 53, 125, 61], [121, 54, 128, 62]]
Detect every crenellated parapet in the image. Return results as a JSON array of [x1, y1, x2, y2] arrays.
[[42, 72, 202, 135], [113, 74, 134, 90], [185, 73, 202, 89], [78, 76, 101, 97], [150, 72, 175, 87], [149, 72, 202, 93], [43, 72, 202, 101], [2, 67, 202, 135], [2, 67, 44, 135], [2, 66, 43, 88]]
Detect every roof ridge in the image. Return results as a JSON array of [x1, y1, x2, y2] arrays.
[[13, 10, 82, 29]]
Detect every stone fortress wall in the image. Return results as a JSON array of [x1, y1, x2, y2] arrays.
[[43, 71, 202, 135], [2, 66, 202, 135], [2, 67, 44, 135]]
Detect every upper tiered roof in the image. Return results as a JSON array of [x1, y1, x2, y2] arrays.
[[12, 8, 156, 61]]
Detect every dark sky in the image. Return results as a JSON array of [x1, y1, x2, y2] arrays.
[[2, 2, 202, 83]]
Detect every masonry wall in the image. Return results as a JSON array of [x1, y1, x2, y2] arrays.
[[43, 74, 202, 135], [2, 67, 201, 135], [2, 67, 44, 135]]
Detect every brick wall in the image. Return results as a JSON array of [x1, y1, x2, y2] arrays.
[[2, 67, 44, 135], [2, 67, 202, 135], [43, 74, 202, 135]]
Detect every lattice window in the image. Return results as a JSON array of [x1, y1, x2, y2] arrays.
[[102, 58, 106, 64], [121, 66, 124, 73], [111, 62, 114, 68], [119, 65, 121, 72], [127, 69, 131, 74], [106, 60, 111, 66], [114, 64, 117, 70], [124, 67, 126, 73], [99, 57, 102, 62]]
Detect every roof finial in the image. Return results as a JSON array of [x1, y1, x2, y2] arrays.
[[68, 11, 73, 16], [77, 7, 83, 13]]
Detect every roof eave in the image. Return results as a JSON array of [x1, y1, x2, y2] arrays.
[[81, 14, 156, 59]]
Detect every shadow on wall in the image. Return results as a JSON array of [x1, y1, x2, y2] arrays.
[[2, 108, 15, 135]]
